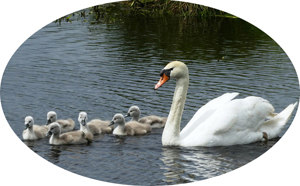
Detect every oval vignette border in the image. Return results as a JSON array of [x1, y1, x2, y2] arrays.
[[0, 0, 299, 186]]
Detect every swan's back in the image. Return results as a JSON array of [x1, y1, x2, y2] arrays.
[[138, 115, 167, 128], [32, 125, 48, 138], [57, 119, 75, 133], [180, 92, 239, 140], [87, 119, 114, 134], [126, 121, 151, 135], [180, 93, 295, 147]]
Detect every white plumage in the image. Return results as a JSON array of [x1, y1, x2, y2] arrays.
[[155, 61, 297, 147]]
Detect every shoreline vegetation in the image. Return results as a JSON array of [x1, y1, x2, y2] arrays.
[[55, 0, 234, 24]]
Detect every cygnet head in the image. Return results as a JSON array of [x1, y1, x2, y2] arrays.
[[154, 61, 189, 90], [46, 122, 61, 137], [78, 112, 88, 126], [125, 106, 140, 119], [109, 114, 125, 126], [24, 116, 34, 130], [47, 111, 57, 125]]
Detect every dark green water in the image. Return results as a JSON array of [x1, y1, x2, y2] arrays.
[[1, 16, 299, 185]]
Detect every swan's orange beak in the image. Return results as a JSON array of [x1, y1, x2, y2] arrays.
[[154, 73, 170, 90]]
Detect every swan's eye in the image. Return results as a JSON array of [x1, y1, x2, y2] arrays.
[[160, 68, 174, 77]]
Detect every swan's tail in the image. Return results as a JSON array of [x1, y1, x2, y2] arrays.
[[260, 102, 298, 139]]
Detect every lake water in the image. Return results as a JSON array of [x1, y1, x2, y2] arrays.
[[1, 14, 299, 185]]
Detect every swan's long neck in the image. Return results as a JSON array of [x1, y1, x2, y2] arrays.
[[28, 126, 34, 133], [49, 132, 60, 144], [162, 75, 189, 146], [80, 124, 91, 134], [27, 126, 36, 139], [132, 113, 140, 121], [113, 119, 126, 135]]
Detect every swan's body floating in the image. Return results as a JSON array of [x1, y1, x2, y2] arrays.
[[125, 105, 167, 128], [154, 61, 297, 147], [109, 114, 151, 136], [46, 111, 75, 133], [87, 119, 114, 134], [46, 122, 93, 145], [22, 116, 48, 140]]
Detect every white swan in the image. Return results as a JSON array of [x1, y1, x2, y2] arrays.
[[46, 111, 75, 133], [46, 122, 93, 145], [109, 114, 151, 136], [125, 105, 167, 128], [154, 61, 298, 147], [22, 116, 48, 140]]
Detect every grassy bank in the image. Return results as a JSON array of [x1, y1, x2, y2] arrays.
[[55, 0, 229, 24]]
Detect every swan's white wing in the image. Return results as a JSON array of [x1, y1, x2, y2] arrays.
[[180, 96, 280, 146], [180, 92, 239, 140]]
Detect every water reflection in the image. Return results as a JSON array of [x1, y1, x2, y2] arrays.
[[47, 146, 62, 164], [160, 139, 280, 184], [160, 147, 188, 184], [23, 140, 39, 148]]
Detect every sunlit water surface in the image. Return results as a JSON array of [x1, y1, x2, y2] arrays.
[[1, 16, 299, 185]]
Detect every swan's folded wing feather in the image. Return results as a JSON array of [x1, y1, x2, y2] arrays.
[[60, 133, 75, 143], [180, 92, 239, 139], [259, 102, 297, 138], [180, 109, 238, 146]]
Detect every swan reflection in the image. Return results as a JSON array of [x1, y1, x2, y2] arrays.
[[160, 142, 273, 183]]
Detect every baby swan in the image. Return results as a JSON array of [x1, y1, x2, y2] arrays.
[[87, 117, 114, 135], [46, 122, 93, 145], [109, 114, 151, 136], [46, 111, 75, 133], [78, 112, 93, 136], [125, 106, 167, 128], [23, 116, 48, 140]]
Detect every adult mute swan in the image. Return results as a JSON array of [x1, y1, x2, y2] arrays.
[[125, 105, 167, 128], [154, 61, 297, 147]]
